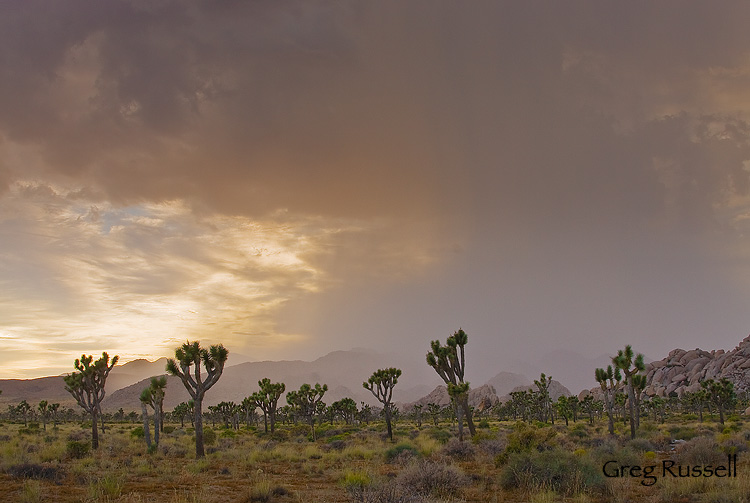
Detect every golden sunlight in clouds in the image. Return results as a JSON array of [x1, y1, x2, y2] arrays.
[[0, 181, 381, 377]]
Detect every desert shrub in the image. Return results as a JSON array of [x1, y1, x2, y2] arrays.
[[471, 430, 496, 445], [440, 438, 476, 460], [426, 428, 452, 444], [395, 460, 468, 499], [385, 443, 420, 463], [341, 470, 373, 493], [675, 436, 724, 465], [220, 428, 236, 438], [90, 475, 123, 500], [202, 428, 217, 446], [328, 439, 347, 451], [67, 430, 88, 442], [268, 429, 289, 441], [7, 463, 63, 481], [570, 423, 588, 439], [478, 419, 490, 429], [720, 434, 749, 455], [668, 425, 698, 441], [589, 440, 641, 467], [478, 437, 507, 457], [500, 448, 605, 495], [505, 421, 557, 454], [66, 440, 90, 459], [288, 424, 310, 438], [627, 437, 655, 452], [130, 426, 145, 438], [162, 425, 175, 434]]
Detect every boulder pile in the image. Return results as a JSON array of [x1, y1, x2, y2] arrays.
[[643, 335, 750, 398]]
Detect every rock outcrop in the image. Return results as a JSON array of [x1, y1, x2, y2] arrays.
[[642, 335, 750, 398]]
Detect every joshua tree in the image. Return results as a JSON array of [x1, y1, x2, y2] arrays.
[[17, 400, 31, 426], [701, 378, 737, 425], [363, 367, 401, 441], [413, 404, 423, 427], [336, 397, 358, 424], [286, 383, 327, 441], [613, 345, 645, 439], [139, 387, 154, 450], [38, 400, 50, 431], [166, 341, 228, 458], [149, 376, 167, 436], [426, 328, 476, 439], [251, 378, 286, 433], [534, 373, 554, 424], [50, 403, 60, 427], [555, 396, 572, 426], [64, 352, 118, 449], [595, 365, 621, 435], [427, 402, 441, 426], [173, 401, 193, 428], [140, 376, 167, 448]]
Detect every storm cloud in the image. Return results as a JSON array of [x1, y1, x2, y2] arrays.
[[2, 1, 750, 388]]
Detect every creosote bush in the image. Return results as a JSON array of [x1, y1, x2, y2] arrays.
[[66, 440, 90, 459], [500, 448, 605, 496], [384, 443, 420, 463]]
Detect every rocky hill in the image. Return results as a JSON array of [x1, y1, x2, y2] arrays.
[[643, 335, 750, 398]]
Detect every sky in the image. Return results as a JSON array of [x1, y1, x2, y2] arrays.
[[2, 2, 750, 388]]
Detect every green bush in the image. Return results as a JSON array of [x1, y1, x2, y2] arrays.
[[505, 421, 557, 454], [500, 448, 604, 495], [384, 443, 420, 463], [426, 428, 452, 444], [162, 426, 175, 434], [220, 428, 236, 438], [340, 470, 372, 493], [66, 440, 90, 459], [130, 426, 145, 438], [202, 428, 217, 446]]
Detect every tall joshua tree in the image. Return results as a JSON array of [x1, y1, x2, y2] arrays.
[[363, 367, 401, 441], [140, 376, 167, 448], [286, 383, 327, 441], [595, 365, 621, 435], [38, 400, 50, 431], [613, 345, 645, 439], [166, 341, 228, 458], [252, 378, 286, 433], [426, 328, 476, 439], [139, 387, 154, 450], [702, 378, 737, 425], [149, 376, 167, 438], [64, 352, 118, 449]]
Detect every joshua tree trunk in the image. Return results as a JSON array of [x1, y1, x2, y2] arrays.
[[455, 402, 464, 442], [460, 395, 476, 437], [384, 406, 393, 441], [91, 407, 100, 450], [141, 401, 152, 449], [194, 397, 205, 457]]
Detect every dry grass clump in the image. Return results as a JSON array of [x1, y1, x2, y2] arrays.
[[440, 438, 476, 461], [350, 459, 468, 502], [673, 435, 724, 465]]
